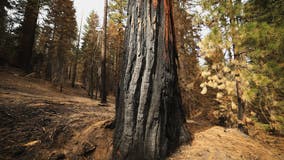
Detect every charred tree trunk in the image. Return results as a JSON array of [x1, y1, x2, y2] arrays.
[[45, 29, 55, 81], [100, 0, 108, 103], [45, 52, 52, 81], [58, 50, 64, 93], [71, 55, 78, 88], [236, 81, 244, 120], [89, 57, 95, 98], [68, 65, 72, 80], [18, 0, 39, 72], [113, 1, 191, 159], [72, 18, 83, 88], [95, 75, 99, 99]]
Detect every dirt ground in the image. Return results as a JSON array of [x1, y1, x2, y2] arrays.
[[0, 67, 283, 160], [0, 67, 115, 160], [169, 125, 283, 160]]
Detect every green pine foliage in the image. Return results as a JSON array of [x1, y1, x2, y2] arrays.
[[240, 0, 284, 134], [80, 11, 100, 96], [199, 0, 284, 134]]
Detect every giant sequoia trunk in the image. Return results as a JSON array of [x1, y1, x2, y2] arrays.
[[18, 0, 39, 72], [113, 0, 191, 159]]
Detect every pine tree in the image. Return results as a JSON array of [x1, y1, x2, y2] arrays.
[[240, 0, 284, 134], [199, 0, 284, 134], [41, 0, 77, 91], [109, 0, 127, 26], [71, 17, 83, 88], [199, 0, 246, 127], [173, 0, 202, 118], [107, 0, 127, 93], [81, 11, 100, 98]]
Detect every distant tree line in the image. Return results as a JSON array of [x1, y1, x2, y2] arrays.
[[0, 0, 128, 102]]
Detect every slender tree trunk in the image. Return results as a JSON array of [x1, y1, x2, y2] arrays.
[[72, 18, 83, 88], [59, 65, 65, 92], [229, 0, 244, 121], [101, 0, 108, 103], [71, 56, 77, 87], [58, 50, 64, 93], [18, 0, 40, 72], [45, 45, 52, 81], [68, 65, 71, 80], [45, 28, 55, 81], [113, 1, 191, 159], [236, 81, 244, 119], [89, 55, 95, 98], [45, 52, 52, 81], [114, 30, 123, 93], [233, 46, 244, 121], [56, 33, 65, 92], [95, 76, 99, 99], [81, 61, 88, 89]]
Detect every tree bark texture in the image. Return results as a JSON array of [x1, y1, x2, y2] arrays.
[[18, 0, 39, 72], [113, 0, 191, 159]]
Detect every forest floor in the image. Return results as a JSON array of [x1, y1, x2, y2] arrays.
[[0, 67, 115, 160], [169, 125, 284, 160], [0, 66, 283, 160]]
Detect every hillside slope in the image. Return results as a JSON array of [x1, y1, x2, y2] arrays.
[[0, 67, 115, 160], [169, 126, 283, 160], [0, 67, 283, 160]]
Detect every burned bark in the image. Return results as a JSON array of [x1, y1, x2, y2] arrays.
[[113, 0, 191, 159], [18, 0, 40, 72]]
